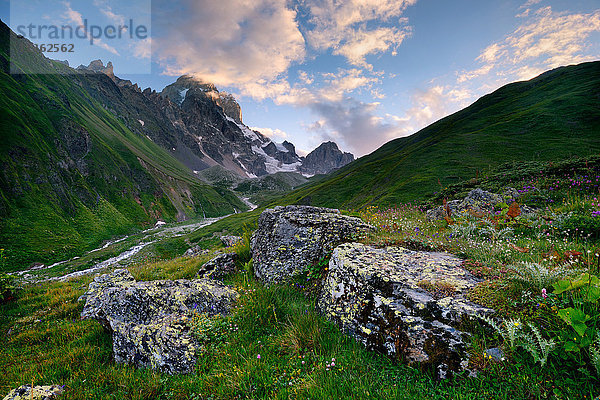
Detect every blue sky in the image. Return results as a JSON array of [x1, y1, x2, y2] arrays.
[[1, 0, 599, 156]]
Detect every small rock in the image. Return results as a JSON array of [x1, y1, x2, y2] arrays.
[[154, 220, 166, 227], [426, 188, 530, 221], [184, 245, 209, 257], [483, 347, 504, 362], [251, 205, 373, 284], [3, 385, 63, 400], [221, 235, 242, 247], [195, 252, 239, 280]]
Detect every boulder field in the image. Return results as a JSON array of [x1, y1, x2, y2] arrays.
[[78, 205, 492, 379]]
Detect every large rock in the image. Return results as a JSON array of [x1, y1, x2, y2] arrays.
[[80, 269, 238, 374], [317, 243, 492, 379], [251, 206, 373, 284], [2, 385, 63, 400]]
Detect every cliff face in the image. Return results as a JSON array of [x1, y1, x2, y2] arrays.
[[300, 141, 355, 176], [161, 76, 241, 124]]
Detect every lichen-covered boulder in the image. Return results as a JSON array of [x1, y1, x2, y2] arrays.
[[2, 385, 63, 400], [317, 243, 492, 379], [195, 252, 239, 280], [79, 269, 238, 374], [251, 206, 373, 284]]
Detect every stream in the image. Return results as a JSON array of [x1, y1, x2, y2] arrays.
[[17, 216, 227, 282]]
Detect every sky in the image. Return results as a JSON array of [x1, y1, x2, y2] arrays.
[[1, 0, 599, 157]]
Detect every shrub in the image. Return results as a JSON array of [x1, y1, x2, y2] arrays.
[[0, 272, 18, 303], [232, 226, 253, 266]]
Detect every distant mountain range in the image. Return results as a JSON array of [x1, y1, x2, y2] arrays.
[[279, 61, 600, 209], [75, 63, 354, 179], [0, 20, 351, 266]]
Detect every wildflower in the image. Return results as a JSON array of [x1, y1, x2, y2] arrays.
[[541, 288, 547, 299], [257, 354, 261, 359]]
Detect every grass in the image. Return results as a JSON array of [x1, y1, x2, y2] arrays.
[[352, 160, 600, 395], [3, 265, 598, 399], [0, 258, 594, 399]]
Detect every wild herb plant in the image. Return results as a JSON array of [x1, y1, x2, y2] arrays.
[[521, 322, 556, 367], [232, 225, 253, 266], [477, 314, 524, 350], [509, 262, 576, 291], [478, 315, 555, 367]]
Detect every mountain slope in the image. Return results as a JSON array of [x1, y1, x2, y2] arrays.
[[279, 61, 600, 208], [0, 21, 246, 269]]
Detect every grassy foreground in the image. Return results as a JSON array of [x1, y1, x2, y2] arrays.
[[2, 156, 600, 399], [1, 263, 594, 399]]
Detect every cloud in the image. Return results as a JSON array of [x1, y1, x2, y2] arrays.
[[305, 98, 401, 154], [62, 1, 119, 55], [456, 64, 494, 83], [152, 0, 305, 94], [316, 84, 472, 155], [298, 84, 467, 156], [297, 71, 314, 85], [93, 0, 126, 26], [62, 1, 84, 26], [132, 38, 152, 59], [460, 6, 600, 86], [520, 0, 542, 9], [303, 0, 416, 67], [251, 127, 289, 142], [333, 27, 411, 68], [319, 68, 380, 102]]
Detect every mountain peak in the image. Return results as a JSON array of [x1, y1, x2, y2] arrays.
[[76, 60, 114, 78], [300, 142, 354, 176], [161, 76, 242, 123]]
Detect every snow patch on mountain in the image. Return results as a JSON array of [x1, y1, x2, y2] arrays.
[[226, 115, 260, 141], [274, 142, 288, 152], [252, 145, 301, 174], [178, 88, 189, 104]]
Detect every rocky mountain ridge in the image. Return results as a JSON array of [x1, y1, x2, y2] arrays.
[[78, 61, 354, 178], [300, 141, 354, 176]]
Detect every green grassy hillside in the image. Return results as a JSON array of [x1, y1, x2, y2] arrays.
[[0, 22, 245, 270], [279, 61, 600, 209]]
